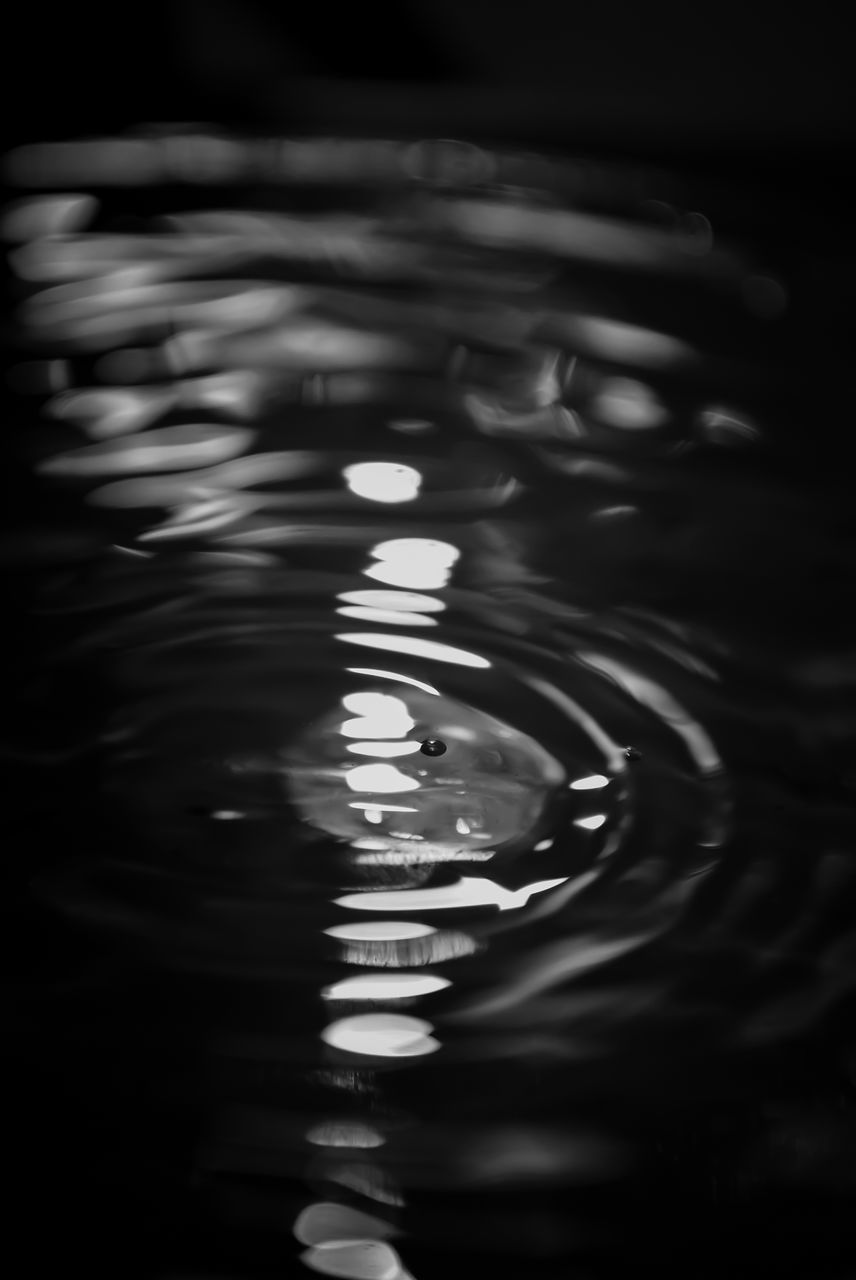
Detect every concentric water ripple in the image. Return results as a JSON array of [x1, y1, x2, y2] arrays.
[[5, 132, 856, 1280]]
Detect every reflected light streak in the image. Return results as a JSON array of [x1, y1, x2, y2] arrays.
[[578, 652, 723, 773], [305, 1124, 386, 1149], [345, 764, 421, 794], [38, 424, 254, 476], [364, 560, 451, 589], [322, 973, 451, 1000], [340, 693, 415, 739], [346, 742, 422, 758], [300, 1239, 404, 1280], [348, 802, 419, 813], [569, 774, 610, 790], [574, 813, 608, 830], [354, 848, 495, 866], [325, 922, 437, 941], [336, 607, 437, 627], [294, 1201, 395, 1245], [591, 377, 669, 430], [334, 875, 568, 913], [347, 669, 442, 697], [337, 633, 491, 669], [338, 590, 445, 613], [343, 462, 422, 504], [2, 193, 97, 241], [335, 930, 479, 967], [371, 538, 459, 567], [321, 1013, 440, 1057]]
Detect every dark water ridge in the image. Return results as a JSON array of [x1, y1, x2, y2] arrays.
[[4, 132, 856, 1280]]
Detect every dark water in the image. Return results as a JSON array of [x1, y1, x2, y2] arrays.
[[4, 133, 856, 1280]]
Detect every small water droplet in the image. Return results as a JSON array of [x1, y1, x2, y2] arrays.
[[624, 746, 642, 762], [420, 739, 447, 756]]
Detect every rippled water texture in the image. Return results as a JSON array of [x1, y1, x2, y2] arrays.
[[4, 133, 856, 1280]]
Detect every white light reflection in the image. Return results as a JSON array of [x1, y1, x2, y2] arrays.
[[569, 774, 610, 790], [334, 876, 567, 914], [337, 634, 490, 669], [325, 922, 436, 941], [343, 462, 422, 504], [345, 765, 421, 794], [336, 607, 437, 627], [321, 1013, 440, 1057], [347, 668, 441, 697], [340, 693, 415, 739], [294, 1201, 395, 1245], [322, 973, 451, 1000], [301, 1239, 404, 1280], [346, 742, 422, 758], [305, 1124, 386, 1150], [591, 377, 668, 430], [348, 802, 419, 813], [364, 537, 459, 590], [339, 590, 445, 613], [574, 814, 608, 831]]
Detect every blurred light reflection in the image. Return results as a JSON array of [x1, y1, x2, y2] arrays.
[[334, 876, 568, 913], [321, 1014, 440, 1058], [300, 1239, 403, 1280], [322, 973, 451, 1000], [343, 462, 423, 504], [337, 634, 491, 669], [294, 1201, 396, 1245], [305, 1123, 386, 1150]]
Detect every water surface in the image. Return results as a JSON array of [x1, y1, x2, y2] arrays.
[[4, 132, 855, 1280]]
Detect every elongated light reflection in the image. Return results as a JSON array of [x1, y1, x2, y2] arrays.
[[294, 1201, 395, 1245], [339, 590, 445, 613], [301, 1239, 404, 1279], [345, 764, 421, 794], [346, 741, 422, 758], [337, 633, 491, 669], [322, 973, 451, 1000], [321, 1013, 440, 1057], [336, 607, 437, 627], [569, 774, 610, 790], [347, 668, 441, 697], [305, 1124, 386, 1149], [325, 921, 437, 941], [334, 875, 568, 913]]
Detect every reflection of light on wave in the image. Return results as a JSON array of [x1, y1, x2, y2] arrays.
[[343, 462, 422, 504], [569, 774, 610, 790], [322, 973, 451, 1000], [301, 1238, 407, 1280], [345, 764, 420, 795], [578, 651, 723, 774], [339, 590, 445, 613], [325, 921, 437, 941], [305, 1123, 386, 1149], [337, 633, 491, 669], [340, 692, 415, 740], [363, 537, 459, 590], [574, 813, 607, 830], [321, 1013, 440, 1057], [294, 1201, 396, 1244], [347, 668, 441, 697], [334, 875, 568, 913]]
